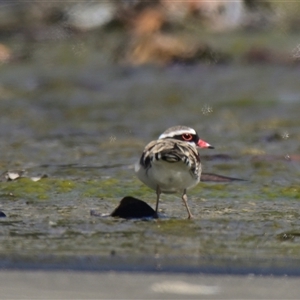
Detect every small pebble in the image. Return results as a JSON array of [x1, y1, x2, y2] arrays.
[[0, 211, 6, 217]]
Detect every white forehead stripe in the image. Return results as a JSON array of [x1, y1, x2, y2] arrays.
[[159, 128, 196, 139]]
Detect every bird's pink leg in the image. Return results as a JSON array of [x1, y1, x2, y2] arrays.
[[182, 189, 193, 219], [155, 185, 161, 214]]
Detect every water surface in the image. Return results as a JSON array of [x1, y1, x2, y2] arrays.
[[0, 33, 300, 273]]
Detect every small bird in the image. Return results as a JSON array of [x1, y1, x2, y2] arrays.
[[135, 125, 214, 219]]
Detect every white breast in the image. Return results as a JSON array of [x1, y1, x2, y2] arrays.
[[135, 159, 201, 193]]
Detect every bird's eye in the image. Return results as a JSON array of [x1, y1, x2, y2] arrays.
[[182, 133, 193, 141]]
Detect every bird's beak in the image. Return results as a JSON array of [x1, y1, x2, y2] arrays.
[[197, 139, 214, 149]]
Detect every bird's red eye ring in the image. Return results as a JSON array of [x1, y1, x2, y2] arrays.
[[182, 133, 193, 141]]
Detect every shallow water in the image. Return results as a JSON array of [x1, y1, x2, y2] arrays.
[[0, 33, 300, 273]]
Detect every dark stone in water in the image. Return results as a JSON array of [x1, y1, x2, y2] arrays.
[[277, 231, 300, 241], [0, 211, 6, 217], [201, 172, 245, 182], [263, 132, 283, 142], [111, 196, 157, 219]]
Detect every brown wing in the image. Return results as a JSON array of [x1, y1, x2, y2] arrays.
[[140, 139, 200, 175]]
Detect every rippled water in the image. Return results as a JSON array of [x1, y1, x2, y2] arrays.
[[0, 34, 300, 273]]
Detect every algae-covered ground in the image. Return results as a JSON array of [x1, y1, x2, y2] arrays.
[[0, 29, 300, 273]]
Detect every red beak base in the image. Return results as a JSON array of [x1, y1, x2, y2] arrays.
[[197, 139, 214, 149]]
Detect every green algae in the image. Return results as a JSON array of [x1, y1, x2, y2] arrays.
[[261, 185, 300, 201], [1, 168, 300, 260], [0, 179, 52, 200]]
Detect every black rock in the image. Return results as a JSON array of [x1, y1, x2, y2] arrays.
[[0, 211, 6, 217], [111, 196, 157, 219]]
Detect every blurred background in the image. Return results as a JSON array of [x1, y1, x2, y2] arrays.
[[0, 0, 299, 167], [1, 0, 300, 65], [0, 0, 300, 270]]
